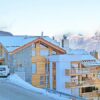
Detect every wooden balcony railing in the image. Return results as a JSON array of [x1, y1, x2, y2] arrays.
[[0, 58, 4, 63], [65, 68, 99, 76], [65, 80, 94, 88], [81, 90, 98, 97]]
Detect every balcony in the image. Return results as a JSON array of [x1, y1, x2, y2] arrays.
[[65, 79, 94, 88], [0, 52, 5, 59], [0, 57, 4, 63], [65, 67, 99, 76], [81, 90, 98, 97]]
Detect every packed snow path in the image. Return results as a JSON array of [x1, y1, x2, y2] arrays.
[[0, 80, 54, 100]]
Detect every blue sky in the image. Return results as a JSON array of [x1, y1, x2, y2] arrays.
[[0, 0, 100, 36]]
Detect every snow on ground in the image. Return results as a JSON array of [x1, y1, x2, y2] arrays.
[[7, 74, 69, 100]]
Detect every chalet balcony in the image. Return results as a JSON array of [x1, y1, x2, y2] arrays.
[[0, 56, 4, 63], [0, 56, 4, 59], [0, 51, 4, 58], [65, 67, 100, 76], [81, 90, 99, 97], [65, 79, 94, 88], [0, 50, 5, 64]]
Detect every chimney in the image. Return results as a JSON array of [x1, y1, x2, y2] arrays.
[[90, 51, 99, 59], [62, 39, 64, 47], [41, 32, 44, 37], [52, 36, 55, 40], [61, 35, 69, 49]]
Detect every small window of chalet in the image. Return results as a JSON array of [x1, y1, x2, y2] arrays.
[[40, 81, 44, 85], [40, 44, 48, 48], [32, 50, 36, 56], [32, 63, 37, 74], [40, 76, 44, 80], [52, 51, 56, 55], [40, 50, 49, 56]]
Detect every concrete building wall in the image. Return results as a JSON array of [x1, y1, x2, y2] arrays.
[[7, 54, 13, 72], [23, 46, 32, 83], [56, 62, 72, 94], [56, 61, 80, 96], [12, 46, 32, 83], [48, 55, 81, 96], [3, 51, 8, 65], [49, 55, 72, 95], [71, 88, 80, 96]]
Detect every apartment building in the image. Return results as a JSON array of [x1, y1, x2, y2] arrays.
[[48, 49, 100, 100]]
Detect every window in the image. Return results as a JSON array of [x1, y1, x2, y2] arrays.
[[82, 87, 98, 93], [54, 76, 56, 80], [19, 64, 22, 67], [40, 76, 45, 85], [52, 51, 56, 55], [40, 76, 44, 80], [32, 44, 35, 48], [40, 50, 49, 56], [32, 64, 36, 74], [93, 74, 95, 77], [45, 63, 50, 73], [40, 81, 44, 85], [0, 62, 2, 65], [32, 50, 36, 56], [40, 44, 47, 48]]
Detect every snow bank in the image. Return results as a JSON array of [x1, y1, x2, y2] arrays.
[[8, 74, 46, 94], [7, 74, 69, 100]]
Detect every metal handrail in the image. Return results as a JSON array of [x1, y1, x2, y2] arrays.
[[45, 88, 87, 100]]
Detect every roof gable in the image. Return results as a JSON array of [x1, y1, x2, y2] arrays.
[[12, 37, 66, 54]]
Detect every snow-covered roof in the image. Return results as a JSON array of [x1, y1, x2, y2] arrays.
[[42, 36, 65, 50], [0, 36, 36, 52], [81, 60, 100, 67], [67, 49, 89, 55], [0, 36, 62, 52], [49, 53, 96, 62]]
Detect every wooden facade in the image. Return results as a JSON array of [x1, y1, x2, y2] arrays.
[[0, 44, 7, 65], [31, 39, 65, 88], [53, 62, 56, 89], [11, 38, 66, 88], [0, 44, 4, 57], [32, 43, 53, 88]]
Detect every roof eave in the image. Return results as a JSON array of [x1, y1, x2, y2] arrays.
[[11, 37, 66, 55]]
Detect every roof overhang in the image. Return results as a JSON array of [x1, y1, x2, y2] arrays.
[[11, 37, 66, 55], [81, 62, 100, 67]]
